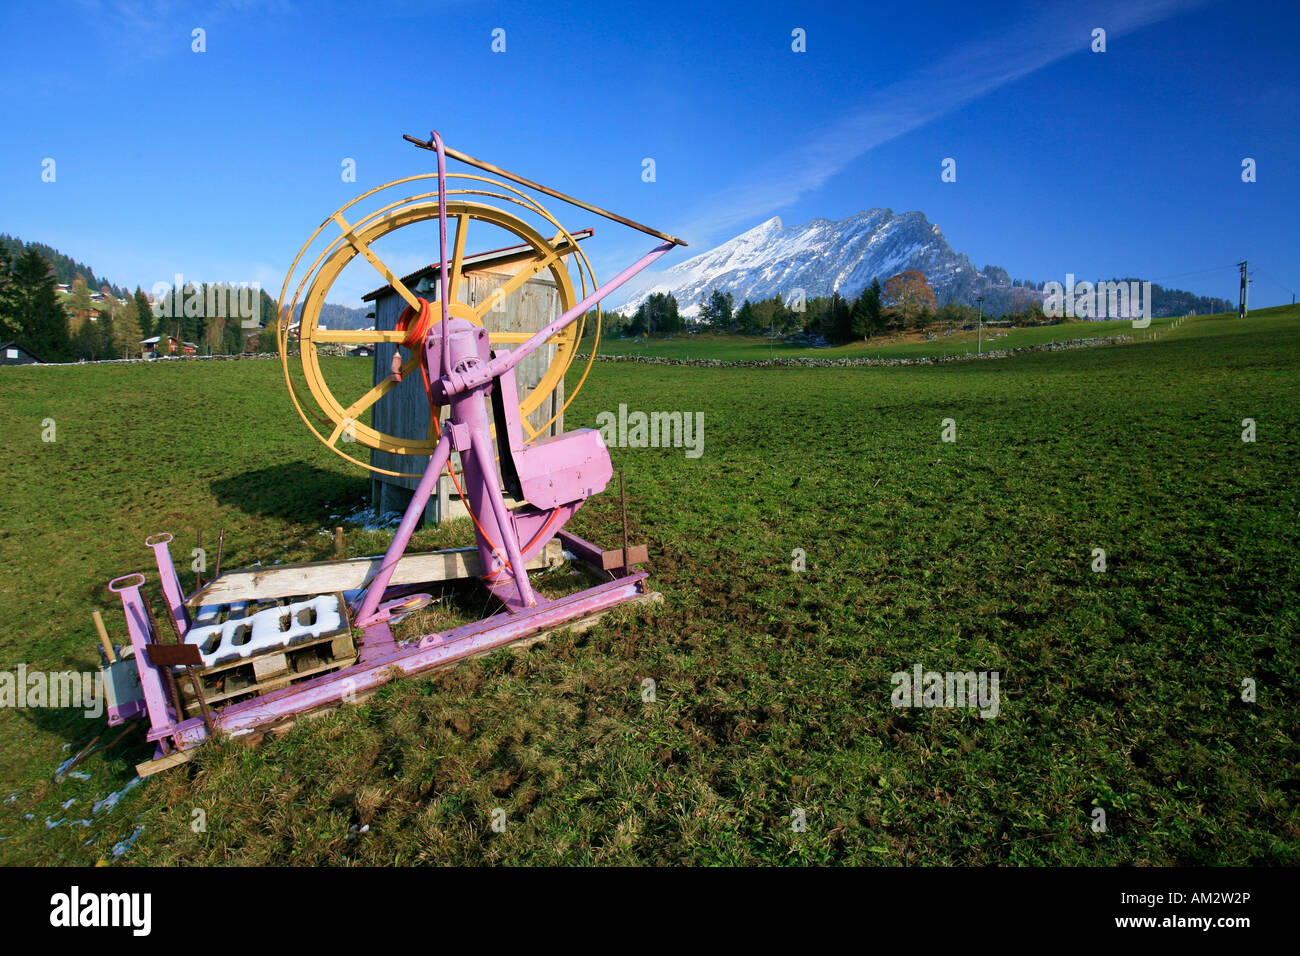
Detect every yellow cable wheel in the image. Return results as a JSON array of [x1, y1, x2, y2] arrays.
[[279, 178, 598, 478]]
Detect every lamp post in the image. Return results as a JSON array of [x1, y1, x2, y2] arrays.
[[976, 296, 984, 354]]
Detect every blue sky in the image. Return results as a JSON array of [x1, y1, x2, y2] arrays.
[[1, 0, 1296, 308]]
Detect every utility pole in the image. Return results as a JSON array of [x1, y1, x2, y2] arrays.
[[976, 296, 984, 354], [1237, 260, 1249, 318]]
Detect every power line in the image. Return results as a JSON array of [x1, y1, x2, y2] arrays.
[[1143, 263, 1239, 284], [1253, 270, 1295, 297]]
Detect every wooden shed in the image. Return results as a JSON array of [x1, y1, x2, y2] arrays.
[[361, 230, 591, 524], [0, 341, 43, 366]]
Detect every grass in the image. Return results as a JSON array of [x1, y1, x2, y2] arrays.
[[585, 315, 1163, 361], [0, 307, 1295, 865]]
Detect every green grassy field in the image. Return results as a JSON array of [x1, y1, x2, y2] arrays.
[[585, 315, 1166, 361], [0, 307, 1296, 865]]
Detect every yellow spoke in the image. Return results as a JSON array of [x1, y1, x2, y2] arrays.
[[332, 211, 422, 313], [489, 331, 564, 344], [326, 354, 419, 446], [312, 329, 408, 344], [448, 214, 468, 302], [326, 417, 351, 448], [473, 249, 560, 321]]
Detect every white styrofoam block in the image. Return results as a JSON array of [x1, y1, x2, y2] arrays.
[[184, 594, 343, 668]]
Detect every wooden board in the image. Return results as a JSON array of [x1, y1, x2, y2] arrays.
[[137, 748, 197, 777], [600, 545, 650, 571], [186, 538, 563, 607]]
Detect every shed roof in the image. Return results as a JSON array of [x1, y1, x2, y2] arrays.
[[0, 341, 44, 362], [361, 228, 593, 302]]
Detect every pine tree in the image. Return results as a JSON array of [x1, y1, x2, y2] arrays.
[[644, 292, 682, 334], [801, 296, 827, 336], [824, 292, 852, 344], [204, 314, 227, 354], [851, 279, 884, 338], [98, 312, 116, 358], [9, 248, 71, 360], [259, 289, 278, 327], [850, 295, 870, 340], [629, 301, 650, 337], [131, 287, 155, 340], [698, 289, 734, 330], [0, 246, 17, 341], [734, 300, 758, 335], [868, 278, 886, 334], [72, 320, 97, 360], [176, 282, 204, 347]]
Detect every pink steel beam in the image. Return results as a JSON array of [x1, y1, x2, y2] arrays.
[[352, 430, 451, 626], [444, 240, 675, 396], [108, 573, 176, 751], [166, 572, 650, 748], [146, 532, 190, 637], [431, 130, 452, 381]]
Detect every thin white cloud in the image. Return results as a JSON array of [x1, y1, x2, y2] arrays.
[[74, 0, 293, 57], [682, 0, 1208, 243]]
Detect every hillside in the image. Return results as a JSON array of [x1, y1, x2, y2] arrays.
[[292, 301, 373, 331], [0, 234, 127, 298], [1, 233, 379, 331]]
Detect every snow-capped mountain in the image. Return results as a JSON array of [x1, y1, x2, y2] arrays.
[[617, 209, 996, 316]]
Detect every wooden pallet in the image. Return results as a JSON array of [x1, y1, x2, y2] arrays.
[[137, 536, 654, 776], [172, 592, 356, 718]]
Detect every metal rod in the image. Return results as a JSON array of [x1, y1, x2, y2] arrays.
[[165, 572, 650, 749], [620, 471, 630, 575], [59, 721, 139, 776], [146, 533, 191, 637], [431, 130, 452, 380], [195, 529, 204, 591], [59, 733, 101, 778], [451, 241, 675, 392], [141, 600, 186, 732], [186, 665, 214, 735], [151, 597, 214, 735], [405, 134, 688, 247], [213, 528, 225, 580]]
